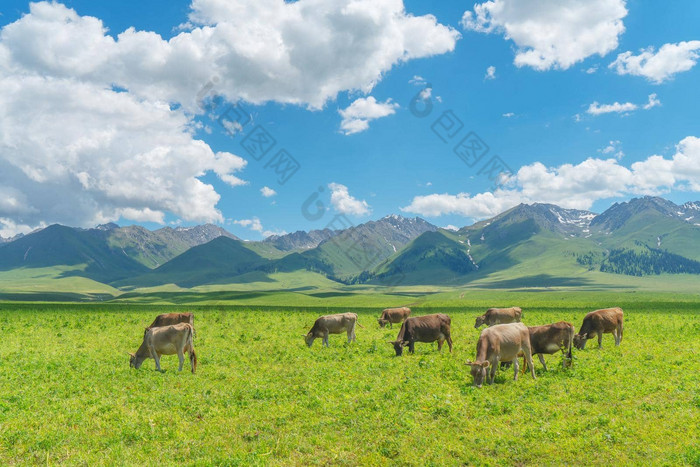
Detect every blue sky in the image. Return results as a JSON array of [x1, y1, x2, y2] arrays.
[[1, 0, 699, 239]]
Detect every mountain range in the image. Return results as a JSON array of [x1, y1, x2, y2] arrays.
[[1, 196, 699, 292]]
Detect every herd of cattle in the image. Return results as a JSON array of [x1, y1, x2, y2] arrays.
[[129, 306, 624, 388]]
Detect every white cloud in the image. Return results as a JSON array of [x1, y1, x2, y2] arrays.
[[485, 65, 496, 80], [0, 218, 44, 238], [462, 0, 627, 71], [599, 140, 624, 160], [328, 183, 371, 215], [587, 100, 637, 115], [409, 75, 427, 86], [502, 112, 515, 118], [402, 136, 700, 218], [1, 1, 460, 111], [643, 93, 661, 110], [339, 96, 399, 135], [610, 41, 700, 83], [233, 218, 263, 231], [260, 186, 277, 197], [0, 75, 246, 229], [585, 65, 599, 74], [232, 217, 285, 238], [0, 1, 458, 231], [442, 225, 459, 231], [587, 93, 660, 116]]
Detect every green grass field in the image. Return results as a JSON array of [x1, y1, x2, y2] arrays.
[[1, 298, 698, 465]]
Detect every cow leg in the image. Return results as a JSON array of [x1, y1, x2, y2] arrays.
[[437, 338, 444, 351], [597, 332, 603, 349], [153, 351, 162, 372], [538, 354, 548, 371], [524, 346, 536, 380], [615, 325, 622, 346], [488, 360, 497, 384], [446, 334, 453, 353], [513, 357, 520, 381], [189, 349, 197, 373], [323, 332, 329, 347], [177, 349, 185, 372], [147, 345, 162, 372], [408, 341, 415, 354], [349, 322, 357, 343]]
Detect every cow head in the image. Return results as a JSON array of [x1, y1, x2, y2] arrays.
[[466, 360, 490, 388], [378, 318, 388, 328], [474, 315, 485, 329], [389, 340, 409, 356], [573, 333, 587, 350], [129, 352, 144, 369], [304, 332, 315, 348]]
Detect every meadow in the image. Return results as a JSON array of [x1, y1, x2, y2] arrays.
[[0, 298, 699, 465]]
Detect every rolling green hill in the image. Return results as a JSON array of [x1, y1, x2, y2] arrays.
[[373, 230, 478, 284], [0, 224, 148, 282], [369, 198, 700, 288], [1, 196, 699, 296], [118, 237, 268, 288], [104, 223, 240, 268]]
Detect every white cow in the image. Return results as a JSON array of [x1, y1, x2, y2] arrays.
[[466, 322, 536, 387], [305, 313, 361, 347], [129, 323, 197, 373]]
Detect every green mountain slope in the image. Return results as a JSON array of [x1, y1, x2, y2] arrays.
[[104, 223, 240, 268], [0, 224, 148, 282], [372, 199, 700, 288], [266, 215, 438, 280], [2, 197, 699, 294], [118, 237, 268, 287], [372, 230, 478, 284]]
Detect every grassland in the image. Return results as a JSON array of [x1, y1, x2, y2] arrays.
[[1, 298, 698, 465]]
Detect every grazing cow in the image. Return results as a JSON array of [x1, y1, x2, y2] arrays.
[[466, 322, 536, 387], [389, 314, 452, 356], [305, 313, 362, 347], [378, 307, 411, 328], [523, 321, 574, 371], [145, 312, 194, 337], [474, 307, 523, 329], [129, 323, 197, 373], [574, 307, 624, 349]]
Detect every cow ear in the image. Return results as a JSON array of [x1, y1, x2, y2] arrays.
[[481, 361, 490, 368], [387, 341, 394, 345], [402, 341, 409, 346]]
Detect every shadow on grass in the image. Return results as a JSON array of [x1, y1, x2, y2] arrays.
[[476, 274, 607, 289]]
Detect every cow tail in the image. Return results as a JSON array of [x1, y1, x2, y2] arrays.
[[187, 324, 197, 374], [356, 321, 365, 329], [566, 328, 573, 360]]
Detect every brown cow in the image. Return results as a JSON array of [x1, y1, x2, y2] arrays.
[[145, 312, 194, 337], [523, 321, 574, 371], [305, 313, 362, 347], [574, 307, 624, 349], [129, 323, 197, 373], [466, 322, 536, 387], [474, 307, 522, 329], [389, 314, 452, 356], [378, 307, 411, 328]]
